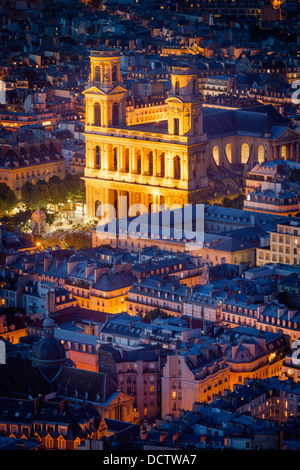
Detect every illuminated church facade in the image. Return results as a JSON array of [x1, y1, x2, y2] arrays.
[[83, 49, 300, 220]]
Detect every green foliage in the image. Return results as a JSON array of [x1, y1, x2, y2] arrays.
[[20, 174, 86, 210], [0, 183, 18, 216], [221, 194, 245, 210], [143, 308, 171, 324], [43, 228, 92, 250]]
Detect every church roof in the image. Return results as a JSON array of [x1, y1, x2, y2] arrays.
[[202, 104, 290, 139]]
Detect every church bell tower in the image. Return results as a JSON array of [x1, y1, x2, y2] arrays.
[[165, 66, 205, 141], [83, 49, 127, 129]]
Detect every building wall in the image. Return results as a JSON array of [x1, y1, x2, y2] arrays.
[[257, 221, 300, 267]]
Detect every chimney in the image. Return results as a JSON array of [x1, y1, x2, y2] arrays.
[[85, 263, 94, 279], [56, 259, 62, 269], [277, 307, 285, 319], [187, 354, 198, 367], [44, 257, 52, 272], [60, 399, 67, 413], [288, 310, 297, 321]]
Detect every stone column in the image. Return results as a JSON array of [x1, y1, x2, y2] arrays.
[[103, 143, 109, 171], [119, 190, 128, 219], [165, 151, 172, 179], [131, 147, 137, 173]]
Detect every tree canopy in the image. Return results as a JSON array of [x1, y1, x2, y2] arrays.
[[20, 174, 85, 211], [0, 183, 18, 216], [43, 228, 92, 250]]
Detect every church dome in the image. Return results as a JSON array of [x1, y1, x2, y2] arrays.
[[32, 337, 66, 368], [32, 316, 66, 375]]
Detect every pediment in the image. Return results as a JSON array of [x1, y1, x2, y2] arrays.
[[82, 86, 107, 96], [83, 85, 128, 96], [165, 96, 184, 105], [273, 127, 299, 141], [107, 85, 128, 95]]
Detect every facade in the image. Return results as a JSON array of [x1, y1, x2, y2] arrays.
[[257, 219, 300, 267], [92, 205, 281, 267], [83, 49, 208, 219], [177, 0, 264, 18], [127, 275, 190, 318], [0, 140, 65, 198], [245, 161, 284, 195], [83, 49, 299, 221], [161, 342, 229, 419], [203, 76, 235, 97], [232, 377, 300, 425], [115, 346, 167, 420], [183, 284, 227, 322], [244, 182, 299, 216], [220, 327, 287, 390], [22, 280, 76, 316], [0, 397, 106, 450]]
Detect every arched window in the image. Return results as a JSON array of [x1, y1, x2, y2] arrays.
[[112, 64, 118, 82], [226, 143, 232, 163], [281, 145, 287, 160], [93, 102, 101, 126], [113, 147, 118, 171], [241, 143, 249, 164], [136, 151, 141, 174], [213, 145, 220, 166], [112, 102, 119, 126], [175, 81, 179, 95], [94, 65, 101, 84], [159, 153, 165, 177], [257, 145, 264, 164], [173, 155, 181, 180], [124, 148, 129, 173], [95, 146, 101, 169]]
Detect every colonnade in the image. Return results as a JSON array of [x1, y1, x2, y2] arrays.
[[90, 186, 180, 219]]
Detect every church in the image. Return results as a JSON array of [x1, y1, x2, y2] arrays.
[[83, 48, 300, 220]]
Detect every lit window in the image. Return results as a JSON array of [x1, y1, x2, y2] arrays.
[[213, 145, 220, 166]]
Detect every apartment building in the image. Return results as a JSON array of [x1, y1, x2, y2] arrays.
[[127, 275, 190, 318], [183, 284, 227, 322], [0, 140, 65, 198], [161, 341, 229, 419], [233, 377, 300, 425], [220, 327, 288, 389], [115, 346, 169, 420], [244, 182, 299, 217], [257, 219, 300, 266]]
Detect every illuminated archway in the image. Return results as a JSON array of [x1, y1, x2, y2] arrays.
[[241, 143, 249, 164]]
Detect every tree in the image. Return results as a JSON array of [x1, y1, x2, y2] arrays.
[[221, 194, 245, 210], [0, 183, 17, 216], [43, 229, 92, 250], [21, 181, 50, 210], [143, 308, 170, 324], [20, 174, 86, 212]]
